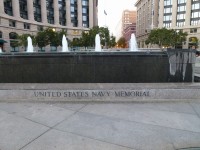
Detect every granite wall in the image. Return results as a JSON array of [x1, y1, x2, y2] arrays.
[[0, 52, 170, 83]]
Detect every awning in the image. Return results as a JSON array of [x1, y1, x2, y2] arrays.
[[0, 39, 7, 44]]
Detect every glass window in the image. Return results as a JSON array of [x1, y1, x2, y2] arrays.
[[19, 0, 28, 19], [4, 0, 13, 16], [164, 15, 172, 21], [82, 0, 88, 6], [33, 0, 42, 22], [177, 5, 186, 12], [192, 3, 200, 10], [178, 0, 186, 4], [0, 31, 2, 38], [24, 23, 30, 29], [164, 7, 172, 13], [164, 0, 172, 6], [9, 20, 16, 27], [177, 13, 185, 20], [82, 16, 87, 21], [190, 28, 197, 33]]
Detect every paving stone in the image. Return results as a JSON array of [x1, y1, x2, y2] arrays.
[[0, 110, 49, 150], [80, 103, 200, 132], [0, 103, 75, 127], [48, 102, 87, 111], [190, 103, 200, 117], [22, 129, 133, 150], [55, 112, 175, 150]]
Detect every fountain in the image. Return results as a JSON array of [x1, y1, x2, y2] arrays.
[[95, 34, 101, 52], [129, 33, 138, 51], [0, 33, 196, 83], [62, 35, 69, 52], [27, 36, 34, 52]]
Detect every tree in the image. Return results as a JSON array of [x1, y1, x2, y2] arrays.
[[80, 26, 116, 48], [108, 35, 116, 48], [117, 37, 126, 48], [146, 28, 188, 49], [189, 37, 198, 48], [35, 31, 49, 51], [17, 34, 35, 51], [99, 27, 110, 48], [80, 31, 90, 48], [9, 32, 19, 51]]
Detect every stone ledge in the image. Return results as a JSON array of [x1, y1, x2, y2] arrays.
[[0, 83, 199, 102]]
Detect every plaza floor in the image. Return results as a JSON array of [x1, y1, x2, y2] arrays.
[[0, 101, 200, 150]]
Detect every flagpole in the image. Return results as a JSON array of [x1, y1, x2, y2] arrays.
[[104, 10, 107, 27]]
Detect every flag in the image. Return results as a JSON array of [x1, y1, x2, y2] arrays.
[[104, 10, 107, 15]]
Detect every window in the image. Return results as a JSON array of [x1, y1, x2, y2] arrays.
[[164, 15, 172, 21], [24, 23, 30, 29], [34, 0, 41, 22], [0, 31, 2, 38], [19, 0, 28, 19], [192, 3, 200, 10], [9, 20, 16, 27], [164, 7, 172, 13], [82, 16, 87, 21], [177, 13, 185, 20], [178, 0, 186, 4], [4, 0, 13, 16], [59, 0, 66, 26], [46, 0, 54, 24], [177, 21, 185, 27], [37, 25, 43, 31], [9, 32, 19, 52], [190, 28, 198, 33], [82, 0, 88, 6], [164, 0, 172, 6], [177, 5, 186, 12]]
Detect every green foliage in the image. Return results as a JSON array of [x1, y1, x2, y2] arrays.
[[117, 37, 126, 48], [189, 37, 198, 47], [79, 26, 116, 48], [109, 35, 116, 47], [35, 31, 49, 50], [17, 34, 28, 49], [145, 28, 188, 48]]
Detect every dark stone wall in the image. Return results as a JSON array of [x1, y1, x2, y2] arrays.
[[0, 52, 170, 83]]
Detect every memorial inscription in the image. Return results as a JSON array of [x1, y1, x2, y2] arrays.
[[34, 90, 150, 99]]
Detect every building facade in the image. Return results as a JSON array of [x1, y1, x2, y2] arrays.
[[136, 0, 200, 49], [159, 0, 200, 49], [123, 23, 136, 44], [121, 10, 137, 47], [0, 0, 98, 52], [135, 0, 159, 48]]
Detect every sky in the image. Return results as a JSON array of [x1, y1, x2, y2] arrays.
[[98, 0, 137, 38]]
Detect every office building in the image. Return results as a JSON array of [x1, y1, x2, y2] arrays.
[[159, 0, 200, 49], [136, 0, 200, 49], [0, 0, 98, 51], [135, 0, 159, 48]]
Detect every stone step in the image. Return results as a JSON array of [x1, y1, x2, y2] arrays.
[[0, 83, 199, 102]]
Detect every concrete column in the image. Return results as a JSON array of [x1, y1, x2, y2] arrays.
[[27, 0, 34, 20], [78, 0, 82, 27], [185, 0, 192, 26], [0, 0, 4, 14], [41, 0, 47, 23], [12, 0, 20, 18], [66, 0, 72, 27], [93, 0, 98, 26], [54, 0, 59, 25], [158, 0, 164, 28], [172, 0, 177, 28], [89, 0, 93, 28]]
